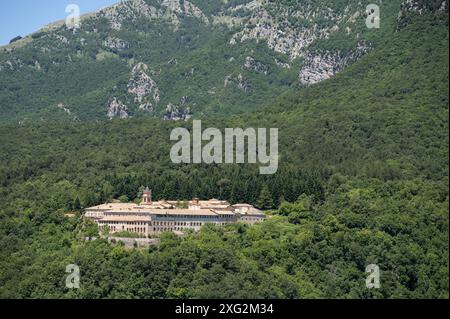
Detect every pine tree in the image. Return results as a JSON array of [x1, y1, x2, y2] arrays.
[[256, 185, 274, 209], [73, 197, 81, 211]]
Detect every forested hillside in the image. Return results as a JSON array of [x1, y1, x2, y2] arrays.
[[0, 3, 448, 299]]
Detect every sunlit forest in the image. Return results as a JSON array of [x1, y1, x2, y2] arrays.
[[0, 3, 448, 299]]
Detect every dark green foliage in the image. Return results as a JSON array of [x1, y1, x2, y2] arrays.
[[256, 185, 274, 209], [9, 36, 22, 44], [0, 4, 448, 299]]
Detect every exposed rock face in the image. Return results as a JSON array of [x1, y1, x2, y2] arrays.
[[107, 98, 129, 119], [103, 37, 129, 51], [99, 0, 208, 30], [224, 0, 349, 60], [274, 59, 290, 69], [0, 59, 24, 72], [127, 62, 160, 111], [237, 73, 251, 92], [162, 0, 210, 25], [164, 96, 192, 120], [179, 96, 190, 106], [164, 102, 192, 121], [400, 0, 448, 14], [167, 58, 178, 65], [53, 34, 69, 44], [244, 56, 269, 75], [99, 0, 159, 30], [224, 74, 251, 92], [138, 103, 153, 112], [299, 43, 370, 85], [224, 75, 233, 88], [211, 0, 375, 83], [57, 103, 71, 115], [397, 0, 448, 30], [33, 61, 42, 70]]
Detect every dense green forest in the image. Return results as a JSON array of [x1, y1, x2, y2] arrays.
[[0, 3, 448, 298]]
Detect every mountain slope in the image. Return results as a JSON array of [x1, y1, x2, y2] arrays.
[[0, 2, 448, 298], [0, 0, 409, 123]]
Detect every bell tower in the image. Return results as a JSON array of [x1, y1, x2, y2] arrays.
[[142, 187, 152, 205]]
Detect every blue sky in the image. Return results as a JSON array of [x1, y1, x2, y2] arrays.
[[0, 0, 120, 46]]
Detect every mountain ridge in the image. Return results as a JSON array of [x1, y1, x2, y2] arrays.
[[0, 0, 425, 123]]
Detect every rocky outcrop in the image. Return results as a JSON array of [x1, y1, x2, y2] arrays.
[[103, 37, 129, 51], [167, 58, 178, 65], [162, 0, 210, 25], [107, 98, 129, 119], [397, 0, 448, 31], [179, 96, 190, 106], [164, 102, 192, 121], [223, 0, 351, 60], [244, 56, 269, 75], [53, 34, 69, 44], [164, 96, 192, 120], [399, 0, 448, 15], [99, 0, 209, 30], [138, 103, 153, 112], [33, 61, 42, 71], [299, 43, 370, 85], [99, 0, 159, 30], [57, 103, 71, 115], [274, 59, 291, 69], [224, 74, 251, 92], [237, 74, 251, 92], [127, 62, 160, 111], [0, 59, 24, 72], [224, 75, 233, 88]]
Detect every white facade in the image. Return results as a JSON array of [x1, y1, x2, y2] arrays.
[[85, 192, 265, 236]]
